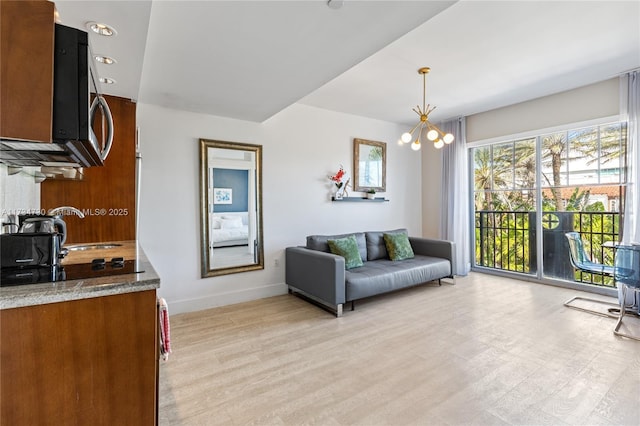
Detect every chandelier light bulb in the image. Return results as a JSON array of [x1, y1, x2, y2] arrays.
[[411, 141, 421, 151], [401, 132, 413, 143], [434, 140, 445, 149], [444, 133, 454, 144], [427, 129, 438, 141]]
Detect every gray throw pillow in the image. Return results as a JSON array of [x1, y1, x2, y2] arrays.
[[365, 228, 408, 260]]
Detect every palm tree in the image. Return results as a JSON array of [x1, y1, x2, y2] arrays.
[[541, 133, 566, 211], [569, 124, 624, 167], [474, 146, 508, 210]]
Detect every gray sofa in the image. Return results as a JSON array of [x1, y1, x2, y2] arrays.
[[285, 229, 455, 316]]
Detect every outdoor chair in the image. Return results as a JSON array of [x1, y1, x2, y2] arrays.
[[563, 232, 619, 318], [613, 244, 640, 341], [565, 232, 615, 276]]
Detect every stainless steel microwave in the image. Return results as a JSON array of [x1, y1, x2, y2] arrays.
[[0, 23, 113, 168]]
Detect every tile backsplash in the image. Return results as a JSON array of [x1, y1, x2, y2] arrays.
[[0, 165, 41, 219]]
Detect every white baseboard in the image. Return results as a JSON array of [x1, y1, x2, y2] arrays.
[[167, 282, 288, 314]]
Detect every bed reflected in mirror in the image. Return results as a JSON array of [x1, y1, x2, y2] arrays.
[[199, 139, 264, 277]]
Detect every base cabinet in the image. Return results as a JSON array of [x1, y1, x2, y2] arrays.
[[0, 290, 158, 425]]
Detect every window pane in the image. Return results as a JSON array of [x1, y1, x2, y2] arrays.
[[541, 185, 621, 213], [514, 138, 535, 190], [568, 126, 598, 185], [474, 210, 534, 274], [541, 132, 568, 189], [473, 146, 492, 192], [492, 142, 514, 189], [599, 123, 623, 184]]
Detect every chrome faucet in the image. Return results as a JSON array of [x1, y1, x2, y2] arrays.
[[48, 206, 85, 218]]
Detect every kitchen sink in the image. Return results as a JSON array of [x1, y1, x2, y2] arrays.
[[66, 243, 123, 251]]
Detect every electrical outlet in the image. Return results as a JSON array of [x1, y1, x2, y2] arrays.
[[274, 259, 280, 267]]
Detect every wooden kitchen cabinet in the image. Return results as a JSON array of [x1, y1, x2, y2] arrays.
[[41, 95, 137, 243], [0, 0, 55, 142], [0, 290, 158, 425]]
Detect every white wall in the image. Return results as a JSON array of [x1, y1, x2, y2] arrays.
[[466, 78, 620, 143], [0, 165, 41, 219], [137, 102, 422, 314], [420, 142, 442, 239]]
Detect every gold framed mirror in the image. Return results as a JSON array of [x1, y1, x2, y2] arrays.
[[353, 138, 386, 192], [199, 139, 264, 277]]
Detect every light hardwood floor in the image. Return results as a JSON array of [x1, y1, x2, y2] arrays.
[[159, 273, 640, 425]]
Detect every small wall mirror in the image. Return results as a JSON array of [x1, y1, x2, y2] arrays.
[[353, 138, 386, 192], [199, 139, 264, 277]]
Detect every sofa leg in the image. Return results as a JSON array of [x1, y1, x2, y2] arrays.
[[438, 279, 441, 286], [351, 300, 355, 311], [439, 276, 456, 285], [336, 304, 343, 317]]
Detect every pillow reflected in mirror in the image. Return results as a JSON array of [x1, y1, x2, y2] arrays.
[[221, 217, 243, 229]]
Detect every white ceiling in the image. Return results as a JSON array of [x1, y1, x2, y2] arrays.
[[54, 0, 640, 127]]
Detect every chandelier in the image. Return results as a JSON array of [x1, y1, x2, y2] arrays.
[[400, 67, 454, 151]]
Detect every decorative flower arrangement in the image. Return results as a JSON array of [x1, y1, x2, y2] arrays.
[[328, 165, 346, 189], [328, 165, 350, 198]]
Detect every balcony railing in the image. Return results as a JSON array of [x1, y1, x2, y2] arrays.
[[475, 210, 620, 287]]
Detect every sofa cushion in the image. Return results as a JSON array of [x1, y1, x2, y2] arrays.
[[327, 235, 364, 269], [365, 228, 408, 260], [307, 232, 367, 262], [384, 232, 414, 261], [345, 255, 451, 301]]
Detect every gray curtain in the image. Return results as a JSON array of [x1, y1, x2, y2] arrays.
[[622, 70, 639, 244], [620, 71, 640, 310], [440, 117, 470, 276]]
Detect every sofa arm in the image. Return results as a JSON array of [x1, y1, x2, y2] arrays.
[[409, 237, 456, 276], [285, 247, 346, 306]]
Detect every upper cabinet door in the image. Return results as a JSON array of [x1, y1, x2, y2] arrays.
[[1, 1, 55, 143]]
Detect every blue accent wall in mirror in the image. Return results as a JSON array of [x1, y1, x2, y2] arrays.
[[212, 168, 249, 212]]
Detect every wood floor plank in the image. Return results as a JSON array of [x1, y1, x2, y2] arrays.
[[159, 272, 640, 425]]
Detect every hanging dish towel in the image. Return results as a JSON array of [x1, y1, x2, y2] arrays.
[[158, 297, 172, 361]]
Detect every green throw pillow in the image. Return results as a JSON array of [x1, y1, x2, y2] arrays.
[[328, 235, 364, 269], [383, 232, 414, 261]]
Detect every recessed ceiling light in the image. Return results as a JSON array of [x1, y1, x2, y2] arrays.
[[86, 22, 117, 37], [99, 77, 116, 85], [94, 55, 116, 65]]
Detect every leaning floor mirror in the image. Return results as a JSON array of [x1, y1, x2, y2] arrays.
[[199, 139, 264, 277]]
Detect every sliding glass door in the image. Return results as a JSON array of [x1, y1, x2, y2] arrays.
[[474, 138, 536, 276], [472, 121, 626, 288]]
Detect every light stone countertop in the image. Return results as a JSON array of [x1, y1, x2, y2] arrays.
[[0, 241, 160, 310]]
